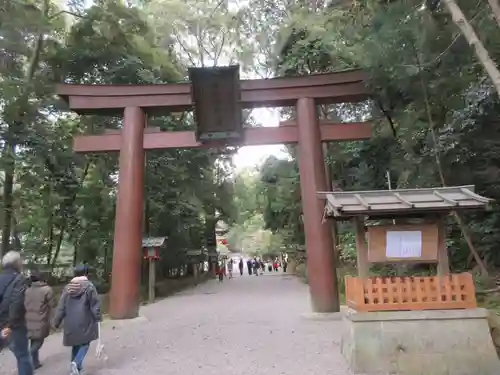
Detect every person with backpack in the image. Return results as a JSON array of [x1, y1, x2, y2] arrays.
[[53, 265, 101, 375], [0, 251, 33, 375], [24, 270, 56, 369]]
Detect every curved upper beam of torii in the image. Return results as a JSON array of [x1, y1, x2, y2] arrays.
[[57, 68, 369, 114]]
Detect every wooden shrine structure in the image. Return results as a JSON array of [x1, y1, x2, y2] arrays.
[[319, 185, 489, 311], [319, 185, 499, 375], [57, 65, 371, 320]]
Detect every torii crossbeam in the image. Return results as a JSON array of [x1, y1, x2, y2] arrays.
[[56, 67, 371, 320]]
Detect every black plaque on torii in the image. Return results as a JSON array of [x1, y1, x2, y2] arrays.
[[188, 65, 243, 142]]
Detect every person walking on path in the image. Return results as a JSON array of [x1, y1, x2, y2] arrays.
[[252, 257, 259, 276], [24, 271, 55, 369], [0, 251, 33, 375], [227, 259, 234, 279], [54, 265, 101, 375], [216, 261, 224, 282], [246, 259, 252, 275], [238, 258, 244, 276]]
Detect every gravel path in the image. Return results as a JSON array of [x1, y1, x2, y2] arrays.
[[1, 272, 354, 375]]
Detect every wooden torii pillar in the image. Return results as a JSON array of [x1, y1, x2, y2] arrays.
[[57, 68, 371, 319]]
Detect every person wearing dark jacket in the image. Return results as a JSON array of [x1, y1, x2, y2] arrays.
[[246, 259, 252, 275], [238, 258, 244, 276], [0, 251, 33, 375], [24, 271, 55, 369], [54, 265, 101, 375]]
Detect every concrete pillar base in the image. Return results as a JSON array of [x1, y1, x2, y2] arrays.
[[300, 312, 343, 321], [341, 308, 499, 375], [300, 305, 347, 321], [105, 315, 149, 328]]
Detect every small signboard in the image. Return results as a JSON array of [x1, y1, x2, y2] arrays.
[[142, 237, 167, 248], [368, 224, 438, 263], [385, 231, 422, 258]]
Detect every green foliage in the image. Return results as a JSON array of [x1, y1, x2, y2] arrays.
[[259, 156, 302, 241], [0, 0, 236, 283], [338, 231, 357, 266], [228, 165, 293, 258]]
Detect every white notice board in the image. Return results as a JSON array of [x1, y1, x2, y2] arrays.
[[386, 231, 422, 258]]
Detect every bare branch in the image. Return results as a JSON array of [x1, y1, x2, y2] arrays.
[[195, 23, 205, 67], [376, 99, 397, 138], [213, 32, 226, 66], [49, 9, 87, 20], [208, 0, 226, 18], [403, 7, 484, 69], [173, 32, 198, 66]]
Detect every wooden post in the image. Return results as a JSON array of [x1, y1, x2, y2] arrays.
[[148, 255, 156, 303], [297, 97, 339, 313], [437, 217, 450, 276], [109, 106, 145, 320], [353, 218, 369, 278]]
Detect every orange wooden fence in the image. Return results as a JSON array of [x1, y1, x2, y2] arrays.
[[345, 273, 477, 312]]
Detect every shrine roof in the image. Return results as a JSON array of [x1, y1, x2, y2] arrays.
[[318, 185, 491, 218], [142, 237, 167, 247]]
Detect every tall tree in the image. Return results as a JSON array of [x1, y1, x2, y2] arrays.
[[441, 0, 500, 97]]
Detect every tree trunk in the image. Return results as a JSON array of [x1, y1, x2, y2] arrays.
[[11, 216, 23, 251], [50, 161, 91, 271], [72, 242, 78, 268], [50, 225, 66, 272], [1, 141, 15, 256], [103, 245, 109, 283], [205, 210, 217, 272], [487, 0, 500, 28], [46, 209, 54, 265], [144, 199, 150, 236], [442, 0, 500, 97], [322, 143, 340, 258]]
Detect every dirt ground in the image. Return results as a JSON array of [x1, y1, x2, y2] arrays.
[[1, 272, 354, 375]]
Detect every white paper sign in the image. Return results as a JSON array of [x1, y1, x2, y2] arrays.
[[386, 231, 422, 258]]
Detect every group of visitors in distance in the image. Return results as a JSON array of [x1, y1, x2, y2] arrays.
[[215, 256, 288, 281], [0, 251, 101, 375]]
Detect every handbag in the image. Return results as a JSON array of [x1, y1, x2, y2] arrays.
[[95, 322, 107, 360]]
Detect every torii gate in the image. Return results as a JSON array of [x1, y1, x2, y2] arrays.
[[56, 66, 371, 320]]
